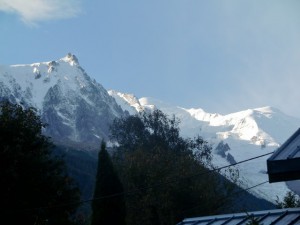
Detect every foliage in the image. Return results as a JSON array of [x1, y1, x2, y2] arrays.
[[110, 110, 212, 163], [0, 101, 80, 225], [91, 141, 126, 225], [276, 191, 300, 208], [110, 109, 236, 225], [245, 214, 263, 225], [53, 145, 98, 224]]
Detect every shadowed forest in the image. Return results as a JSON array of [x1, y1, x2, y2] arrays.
[[0, 101, 275, 225]]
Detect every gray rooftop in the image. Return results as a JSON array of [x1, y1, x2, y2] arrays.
[[269, 128, 300, 161], [178, 208, 300, 225], [267, 128, 300, 183]]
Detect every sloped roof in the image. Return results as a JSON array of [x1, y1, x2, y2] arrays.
[[177, 208, 300, 225], [267, 128, 300, 183], [269, 128, 300, 160]]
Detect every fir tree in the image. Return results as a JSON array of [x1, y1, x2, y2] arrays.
[[276, 191, 300, 208], [91, 141, 126, 225]]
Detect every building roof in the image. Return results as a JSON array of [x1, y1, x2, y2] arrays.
[[177, 208, 300, 225], [269, 128, 300, 160], [267, 128, 300, 183]]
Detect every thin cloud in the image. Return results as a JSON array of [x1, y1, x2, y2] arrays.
[[0, 0, 82, 25]]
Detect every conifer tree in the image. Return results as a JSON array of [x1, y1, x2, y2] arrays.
[[91, 141, 126, 225], [276, 191, 300, 208]]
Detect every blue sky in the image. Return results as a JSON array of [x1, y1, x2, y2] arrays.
[[1, 0, 300, 117]]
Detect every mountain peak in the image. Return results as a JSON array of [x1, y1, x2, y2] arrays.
[[108, 90, 144, 114], [60, 53, 79, 66]]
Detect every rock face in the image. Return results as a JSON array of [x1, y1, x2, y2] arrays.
[[0, 54, 125, 149]]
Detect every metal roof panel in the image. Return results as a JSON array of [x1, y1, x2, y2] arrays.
[[268, 128, 300, 161], [267, 128, 300, 182], [178, 208, 300, 225]]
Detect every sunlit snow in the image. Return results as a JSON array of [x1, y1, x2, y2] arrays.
[[2, 54, 300, 204], [112, 94, 300, 203]]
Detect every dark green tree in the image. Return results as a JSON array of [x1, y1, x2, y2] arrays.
[[110, 110, 236, 225], [276, 191, 300, 208], [0, 101, 80, 225], [91, 141, 126, 225], [245, 214, 263, 225]]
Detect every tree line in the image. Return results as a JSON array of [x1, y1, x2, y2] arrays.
[[92, 109, 238, 225], [1, 101, 294, 225]]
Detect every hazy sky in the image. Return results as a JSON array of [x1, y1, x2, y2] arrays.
[[1, 0, 300, 117]]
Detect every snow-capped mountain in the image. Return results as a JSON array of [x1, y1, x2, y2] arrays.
[[1, 55, 300, 203], [108, 91, 300, 146], [0, 53, 125, 148], [108, 91, 300, 203]]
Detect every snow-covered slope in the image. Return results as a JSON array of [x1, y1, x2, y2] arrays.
[[0, 54, 125, 148], [108, 90, 144, 114], [108, 91, 300, 203], [2, 55, 300, 203]]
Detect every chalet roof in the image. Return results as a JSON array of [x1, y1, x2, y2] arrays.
[[177, 208, 300, 225], [267, 128, 300, 183]]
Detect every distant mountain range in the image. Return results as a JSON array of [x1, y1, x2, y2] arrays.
[[1, 53, 300, 203], [109, 91, 300, 203]]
